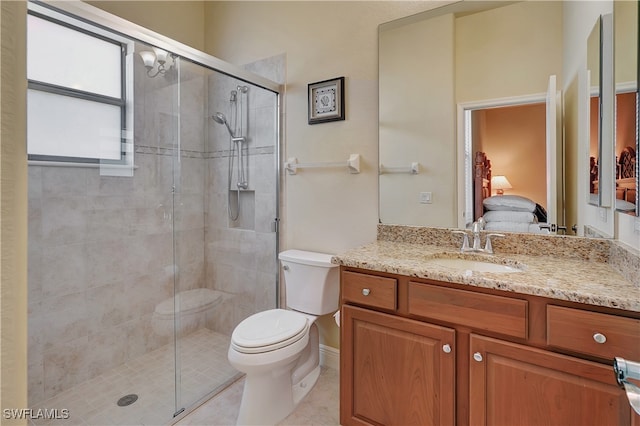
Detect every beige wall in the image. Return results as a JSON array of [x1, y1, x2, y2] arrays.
[[456, 1, 563, 103], [88, 1, 206, 51], [379, 13, 456, 227], [1, 1, 28, 423]]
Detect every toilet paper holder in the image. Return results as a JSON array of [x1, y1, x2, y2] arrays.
[[613, 357, 640, 415]]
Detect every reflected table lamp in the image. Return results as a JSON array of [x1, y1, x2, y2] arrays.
[[492, 175, 512, 195]]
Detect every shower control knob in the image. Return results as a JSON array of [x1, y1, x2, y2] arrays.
[[362, 288, 371, 296], [473, 352, 483, 362], [442, 344, 452, 354], [593, 333, 607, 344]]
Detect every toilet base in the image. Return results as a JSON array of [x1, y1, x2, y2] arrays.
[[292, 364, 321, 406], [235, 363, 321, 426]]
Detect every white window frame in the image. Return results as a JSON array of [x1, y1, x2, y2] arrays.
[[27, 5, 132, 169]]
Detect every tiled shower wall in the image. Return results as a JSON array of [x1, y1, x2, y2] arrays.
[[27, 49, 206, 404], [203, 55, 284, 336], [27, 49, 282, 404]]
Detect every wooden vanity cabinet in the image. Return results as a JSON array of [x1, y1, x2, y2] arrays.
[[341, 305, 455, 426], [340, 267, 640, 426], [469, 334, 634, 426]]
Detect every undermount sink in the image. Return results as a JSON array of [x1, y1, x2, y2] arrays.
[[426, 257, 523, 273]]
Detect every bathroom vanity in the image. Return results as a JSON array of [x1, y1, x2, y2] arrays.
[[335, 226, 640, 426]]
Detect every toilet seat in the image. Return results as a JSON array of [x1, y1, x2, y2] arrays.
[[231, 309, 309, 354]]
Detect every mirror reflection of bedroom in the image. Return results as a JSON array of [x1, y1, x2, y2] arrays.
[[590, 91, 638, 212], [470, 102, 553, 234], [614, 91, 637, 212]]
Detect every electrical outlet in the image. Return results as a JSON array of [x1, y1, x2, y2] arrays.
[[419, 192, 432, 204]]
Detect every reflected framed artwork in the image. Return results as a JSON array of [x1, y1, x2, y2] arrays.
[[308, 77, 345, 124]]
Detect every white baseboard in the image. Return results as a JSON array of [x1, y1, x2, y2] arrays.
[[319, 344, 339, 371]]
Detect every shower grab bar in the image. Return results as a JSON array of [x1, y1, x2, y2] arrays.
[[285, 154, 360, 175], [379, 162, 419, 175]]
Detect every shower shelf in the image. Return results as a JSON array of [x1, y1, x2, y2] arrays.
[[284, 154, 360, 175], [379, 162, 420, 175]]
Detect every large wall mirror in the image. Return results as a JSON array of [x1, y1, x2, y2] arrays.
[[613, 0, 639, 216], [379, 1, 566, 233]]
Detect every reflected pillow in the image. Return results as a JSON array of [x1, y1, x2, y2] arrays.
[[616, 199, 636, 211], [483, 195, 536, 212], [483, 211, 536, 223]]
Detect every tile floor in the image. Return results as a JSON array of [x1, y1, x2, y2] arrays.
[[29, 327, 340, 426], [30, 329, 240, 426], [175, 366, 340, 426]]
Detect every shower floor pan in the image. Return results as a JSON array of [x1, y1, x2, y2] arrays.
[[30, 329, 239, 426]]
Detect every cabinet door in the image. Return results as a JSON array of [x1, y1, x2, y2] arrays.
[[469, 334, 637, 426], [341, 305, 455, 426]]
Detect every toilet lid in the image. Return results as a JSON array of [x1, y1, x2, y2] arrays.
[[231, 309, 309, 354]]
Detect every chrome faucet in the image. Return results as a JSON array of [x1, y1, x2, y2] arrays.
[[471, 218, 486, 251], [453, 218, 504, 254]]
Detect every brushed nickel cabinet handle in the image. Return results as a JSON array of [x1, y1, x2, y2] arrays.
[[362, 288, 370, 296], [593, 333, 607, 344], [442, 344, 452, 354], [473, 352, 483, 362]]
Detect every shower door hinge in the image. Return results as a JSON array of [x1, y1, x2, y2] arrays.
[[272, 218, 280, 233]]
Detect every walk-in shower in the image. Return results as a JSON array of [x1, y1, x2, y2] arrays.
[[26, 2, 281, 425]]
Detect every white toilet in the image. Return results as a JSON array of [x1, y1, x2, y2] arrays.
[[227, 249, 339, 425]]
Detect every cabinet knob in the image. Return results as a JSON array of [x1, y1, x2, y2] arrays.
[[362, 288, 370, 296], [473, 352, 483, 362], [442, 344, 452, 354], [593, 333, 607, 344]]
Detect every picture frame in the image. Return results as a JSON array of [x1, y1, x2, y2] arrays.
[[308, 77, 345, 124]]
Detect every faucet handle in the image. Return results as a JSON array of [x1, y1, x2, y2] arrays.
[[484, 233, 505, 254], [452, 230, 470, 252]]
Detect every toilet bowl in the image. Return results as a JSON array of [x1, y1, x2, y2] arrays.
[[152, 288, 223, 337], [227, 249, 339, 425]]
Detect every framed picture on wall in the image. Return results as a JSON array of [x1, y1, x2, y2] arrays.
[[308, 77, 345, 124]]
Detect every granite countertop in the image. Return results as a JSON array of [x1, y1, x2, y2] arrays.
[[332, 240, 640, 313]]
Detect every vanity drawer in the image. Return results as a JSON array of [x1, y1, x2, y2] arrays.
[[342, 271, 397, 311], [408, 282, 528, 339], [547, 305, 640, 360]]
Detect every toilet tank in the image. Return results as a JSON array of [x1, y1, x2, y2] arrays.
[[278, 249, 340, 315]]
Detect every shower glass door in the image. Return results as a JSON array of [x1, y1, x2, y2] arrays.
[[172, 57, 281, 412], [26, 2, 281, 423]]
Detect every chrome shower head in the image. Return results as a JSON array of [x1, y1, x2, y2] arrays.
[[212, 112, 234, 136], [212, 112, 226, 125]]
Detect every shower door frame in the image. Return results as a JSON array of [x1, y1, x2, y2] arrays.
[[33, 0, 284, 420]]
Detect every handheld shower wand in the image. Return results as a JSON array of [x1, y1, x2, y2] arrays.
[[211, 111, 248, 191], [212, 112, 235, 138]]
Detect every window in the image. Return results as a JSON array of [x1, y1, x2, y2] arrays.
[[27, 13, 126, 163]]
